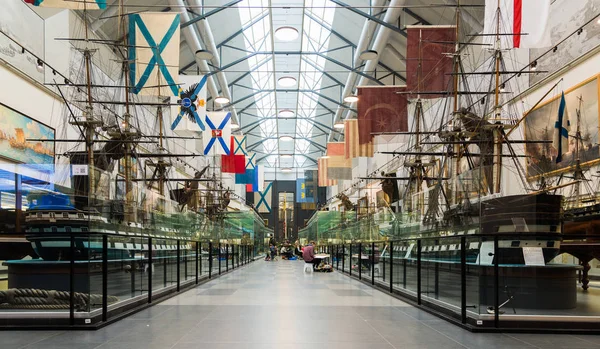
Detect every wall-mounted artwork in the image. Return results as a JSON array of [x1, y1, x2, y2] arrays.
[[0, 103, 55, 166], [0, 1, 44, 82], [529, 0, 600, 85], [525, 75, 600, 180]]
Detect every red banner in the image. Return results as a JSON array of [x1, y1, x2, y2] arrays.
[[406, 26, 456, 97], [221, 154, 245, 173], [357, 86, 408, 144]]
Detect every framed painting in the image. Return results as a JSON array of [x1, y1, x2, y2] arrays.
[[0, 102, 55, 167], [118, 156, 138, 178], [525, 75, 600, 180]]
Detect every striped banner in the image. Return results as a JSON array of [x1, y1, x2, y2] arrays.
[[327, 142, 352, 180], [318, 157, 336, 187], [344, 119, 374, 158]]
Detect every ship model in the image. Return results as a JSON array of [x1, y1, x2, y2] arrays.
[[20, 3, 234, 261], [334, 4, 564, 266]]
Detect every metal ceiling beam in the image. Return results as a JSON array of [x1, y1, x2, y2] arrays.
[[304, 11, 356, 48], [332, 0, 386, 137], [218, 89, 355, 112], [301, 57, 344, 86], [256, 154, 318, 165], [181, 0, 243, 28], [216, 11, 269, 49], [377, 61, 406, 82], [404, 8, 430, 25], [329, 0, 408, 38], [333, 0, 407, 141]]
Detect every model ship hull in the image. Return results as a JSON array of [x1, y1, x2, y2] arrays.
[[394, 193, 563, 265], [23, 193, 181, 261]]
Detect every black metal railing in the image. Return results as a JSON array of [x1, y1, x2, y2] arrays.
[[328, 232, 600, 331], [0, 231, 256, 328]]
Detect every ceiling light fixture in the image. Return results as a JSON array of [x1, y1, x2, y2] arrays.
[[344, 95, 359, 103], [280, 154, 293, 159], [278, 109, 294, 118], [333, 121, 345, 129], [195, 49, 214, 60], [275, 26, 299, 41], [281, 168, 292, 173], [277, 76, 297, 88], [359, 49, 378, 60], [231, 121, 240, 130], [214, 96, 230, 104], [279, 135, 294, 141]]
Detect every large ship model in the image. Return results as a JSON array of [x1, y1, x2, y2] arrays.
[[351, 4, 565, 266], [19, 3, 233, 261]]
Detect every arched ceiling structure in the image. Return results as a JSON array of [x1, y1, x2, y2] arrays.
[[87, 0, 485, 168]]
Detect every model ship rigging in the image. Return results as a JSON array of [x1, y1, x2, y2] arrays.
[[22, 3, 234, 260]]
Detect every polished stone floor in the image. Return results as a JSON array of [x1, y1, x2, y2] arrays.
[[3, 259, 600, 349]]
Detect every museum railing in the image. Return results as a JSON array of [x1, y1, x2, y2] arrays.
[[330, 232, 600, 331], [0, 230, 257, 328]]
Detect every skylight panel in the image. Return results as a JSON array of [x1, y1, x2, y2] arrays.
[[237, 0, 278, 157]]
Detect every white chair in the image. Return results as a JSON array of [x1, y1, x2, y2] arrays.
[[303, 263, 314, 273]]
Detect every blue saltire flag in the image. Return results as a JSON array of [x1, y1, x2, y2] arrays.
[[553, 91, 570, 163]]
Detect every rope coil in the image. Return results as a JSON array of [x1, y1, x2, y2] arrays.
[[0, 289, 119, 311]]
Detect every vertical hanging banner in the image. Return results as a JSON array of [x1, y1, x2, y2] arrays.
[[170, 75, 207, 136], [254, 182, 272, 213], [202, 112, 232, 155], [304, 170, 317, 202], [235, 152, 256, 184], [246, 165, 264, 192], [222, 136, 246, 173], [318, 157, 336, 187], [129, 13, 180, 96], [24, 0, 107, 9], [254, 182, 273, 213], [232, 135, 247, 156], [344, 119, 373, 158], [326, 142, 352, 180], [296, 178, 315, 203], [357, 86, 408, 144], [406, 25, 456, 97], [483, 0, 551, 49]]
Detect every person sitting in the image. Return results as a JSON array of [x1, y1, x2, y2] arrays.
[[302, 241, 321, 271], [294, 240, 303, 257]]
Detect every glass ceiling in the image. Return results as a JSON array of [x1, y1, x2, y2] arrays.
[[237, 0, 336, 169], [237, 0, 278, 157]]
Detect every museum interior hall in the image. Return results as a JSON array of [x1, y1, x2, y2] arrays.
[[1, 0, 600, 345]]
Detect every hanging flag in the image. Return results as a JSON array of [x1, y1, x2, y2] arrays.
[[406, 25, 456, 97], [296, 178, 315, 203], [245, 152, 256, 170], [344, 119, 374, 158], [221, 154, 245, 174], [202, 112, 232, 155], [553, 92, 570, 163], [318, 157, 336, 187], [483, 0, 551, 49], [128, 13, 180, 96], [327, 142, 352, 180], [246, 165, 265, 192], [254, 182, 273, 213], [235, 152, 256, 184], [304, 170, 317, 202], [170, 75, 207, 136], [231, 135, 247, 156], [24, 0, 107, 9], [357, 86, 408, 144]]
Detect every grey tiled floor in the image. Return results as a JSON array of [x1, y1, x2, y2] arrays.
[[4, 260, 600, 349]]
